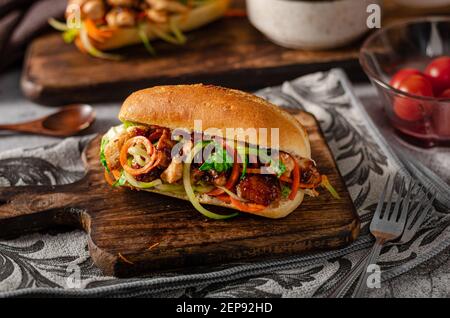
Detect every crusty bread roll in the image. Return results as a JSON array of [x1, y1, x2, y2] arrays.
[[96, 0, 230, 51], [120, 84, 311, 160], [115, 84, 311, 219]]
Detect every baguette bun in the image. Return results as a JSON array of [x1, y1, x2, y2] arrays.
[[120, 84, 311, 159], [96, 0, 230, 51], [115, 84, 312, 219]]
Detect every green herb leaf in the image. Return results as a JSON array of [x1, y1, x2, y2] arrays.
[[237, 144, 248, 179], [122, 121, 137, 128], [270, 160, 286, 177], [321, 176, 340, 199], [281, 185, 291, 198], [138, 24, 157, 56], [100, 136, 110, 173], [113, 171, 127, 187], [170, 19, 187, 45], [62, 29, 78, 43], [199, 143, 233, 173]]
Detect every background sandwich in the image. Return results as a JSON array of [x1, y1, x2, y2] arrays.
[[101, 84, 339, 219], [49, 0, 230, 59]]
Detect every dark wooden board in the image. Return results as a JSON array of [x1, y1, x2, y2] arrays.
[[21, 16, 364, 106], [0, 111, 359, 277], [20, 1, 450, 106]]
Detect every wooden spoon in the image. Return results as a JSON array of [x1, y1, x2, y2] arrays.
[[0, 104, 95, 137]]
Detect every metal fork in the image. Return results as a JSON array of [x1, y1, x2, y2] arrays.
[[328, 179, 435, 298], [352, 174, 410, 297]]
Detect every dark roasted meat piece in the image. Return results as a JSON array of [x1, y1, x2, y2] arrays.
[[298, 158, 321, 186], [237, 175, 281, 206]]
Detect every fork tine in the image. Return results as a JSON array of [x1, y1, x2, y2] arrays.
[[414, 184, 424, 198], [405, 185, 432, 229], [401, 196, 435, 243], [409, 203, 432, 235], [397, 179, 415, 226], [390, 176, 405, 221], [383, 175, 396, 220], [374, 175, 391, 220]]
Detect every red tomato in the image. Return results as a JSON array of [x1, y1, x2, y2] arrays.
[[394, 74, 434, 122], [439, 88, 450, 98], [390, 68, 422, 89], [424, 56, 450, 95]]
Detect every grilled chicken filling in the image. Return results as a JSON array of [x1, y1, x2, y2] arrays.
[[67, 0, 195, 28], [102, 123, 324, 210]]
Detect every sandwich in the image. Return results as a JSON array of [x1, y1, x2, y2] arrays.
[[49, 0, 230, 59], [100, 84, 339, 219]]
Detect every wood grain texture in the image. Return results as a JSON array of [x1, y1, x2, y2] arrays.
[[21, 16, 363, 106], [0, 111, 359, 277], [20, 1, 450, 106]]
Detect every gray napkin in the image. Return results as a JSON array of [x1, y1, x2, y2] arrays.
[[0, 69, 449, 297]]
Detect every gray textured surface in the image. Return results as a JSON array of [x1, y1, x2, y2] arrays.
[[354, 86, 450, 298], [0, 68, 448, 298]]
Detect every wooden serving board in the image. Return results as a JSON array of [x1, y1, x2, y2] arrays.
[[21, 17, 364, 106], [0, 111, 359, 277], [21, 1, 450, 106]]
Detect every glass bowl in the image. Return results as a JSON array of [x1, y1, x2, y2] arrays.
[[360, 17, 450, 147]]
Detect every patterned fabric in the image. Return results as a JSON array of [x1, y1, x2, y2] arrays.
[[0, 69, 449, 297]]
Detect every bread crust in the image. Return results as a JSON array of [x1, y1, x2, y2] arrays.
[[119, 84, 311, 159], [96, 0, 230, 50]]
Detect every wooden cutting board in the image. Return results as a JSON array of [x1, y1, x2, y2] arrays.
[[21, 1, 450, 106], [0, 111, 359, 277], [21, 16, 364, 106]]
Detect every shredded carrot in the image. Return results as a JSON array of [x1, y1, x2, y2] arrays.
[[118, 253, 134, 265], [288, 156, 300, 200], [112, 170, 121, 179], [243, 168, 262, 174], [104, 170, 116, 186], [230, 196, 266, 212], [216, 194, 231, 204], [224, 9, 247, 18], [85, 19, 113, 43], [280, 176, 292, 183], [148, 242, 160, 250], [120, 136, 159, 176], [74, 37, 87, 54]]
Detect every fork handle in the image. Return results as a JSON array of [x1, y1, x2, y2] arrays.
[[327, 249, 371, 298], [353, 238, 385, 298]]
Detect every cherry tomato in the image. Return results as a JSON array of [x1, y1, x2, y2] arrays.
[[439, 88, 450, 98], [394, 74, 434, 122], [390, 68, 422, 89], [424, 56, 450, 95]]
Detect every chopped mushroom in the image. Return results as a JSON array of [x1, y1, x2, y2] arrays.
[[146, 0, 188, 13], [106, 8, 136, 27], [107, 0, 139, 7], [67, 0, 105, 21], [146, 9, 168, 23], [82, 0, 105, 20]]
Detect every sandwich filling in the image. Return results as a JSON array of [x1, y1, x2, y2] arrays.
[[49, 0, 223, 59], [101, 123, 338, 219]]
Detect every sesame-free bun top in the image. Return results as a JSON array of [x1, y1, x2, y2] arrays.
[[119, 84, 311, 159]]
